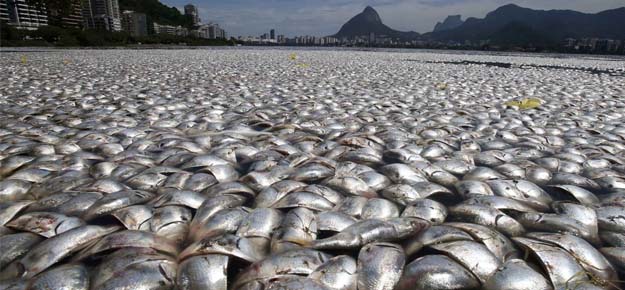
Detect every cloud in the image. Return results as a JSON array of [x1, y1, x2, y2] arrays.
[[162, 0, 625, 37]]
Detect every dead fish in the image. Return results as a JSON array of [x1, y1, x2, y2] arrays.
[[82, 190, 154, 221], [72, 230, 178, 261], [401, 199, 448, 224], [179, 234, 264, 263], [0, 201, 33, 226], [316, 211, 358, 234], [177, 254, 228, 290], [599, 247, 625, 275], [429, 240, 502, 283], [261, 276, 334, 290], [486, 179, 553, 211], [311, 217, 429, 249], [597, 205, 625, 233], [150, 189, 206, 209], [254, 180, 307, 208], [1, 225, 119, 279], [236, 208, 283, 254], [309, 255, 357, 290], [446, 222, 519, 261], [26, 191, 102, 216], [188, 207, 249, 242], [27, 263, 89, 290], [110, 205, 153, 230], [90, 247, 174, 288], [271, 207, 318, 253], [361, 198, 400, 219], [190, 194, 247, 233], [233, 249, 332, 288], [96, 259, 177, 290], [403, 225, 474, 257], [6, 211, 85, 238], [395, 255, 480, 290], [513, 237, 590, 289], [483, 259, 553, 290], [526, 232, 617, 285], [357, 243, 405, 290], [0, 179, 32, 202], [449, 204, 525, 236], [150, 205, 192, 244], [335, 196, 369, 218], [0, 232, 43, 270]]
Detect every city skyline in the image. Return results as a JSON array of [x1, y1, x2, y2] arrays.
[[162, 0, 625, 37]]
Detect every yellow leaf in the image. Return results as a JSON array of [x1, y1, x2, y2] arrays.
[[289, 53, 297, 61], [20, 56, 27, 64], [435, 83, 447, 90], [506, 98, 541, 110], [297, 63, 309, 68]]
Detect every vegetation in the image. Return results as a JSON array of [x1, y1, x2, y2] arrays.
[[0, 24, 236, 47], [119, 0, 194, 29]]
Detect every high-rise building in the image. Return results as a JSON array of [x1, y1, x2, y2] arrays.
[[207, 23, 225, 39], [184, 4, 199, 25], [82, 0, 121, 31], [1, 0, 11, 23], [48, 0, 83, 29], [153, 22, 188, 36], [270, 29, 275, 40], [121, 10, 147, 37], [1, 0, 48, 29]]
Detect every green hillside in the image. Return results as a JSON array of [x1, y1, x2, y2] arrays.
[[118, 0, 193, 29]]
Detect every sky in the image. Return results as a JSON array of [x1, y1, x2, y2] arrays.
[[161, 0, 625, 37]]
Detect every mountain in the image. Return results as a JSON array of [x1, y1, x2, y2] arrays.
[[334, 6, 419, 40], [433, 15, 463, 32], [118, 0, 193, 28], [431, 4, 625, 45]]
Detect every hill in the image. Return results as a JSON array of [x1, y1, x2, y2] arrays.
[[433, 15, 463, 32], [333, 6, 419, 40], [431, 4, 625, 45]]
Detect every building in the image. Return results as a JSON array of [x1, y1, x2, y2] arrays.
[[82, 0, 121, 31], [196, 23, 224, 39], [121, 10, 147, 37], [270, 29, 275, 40], [208, 23, 225, 39], [1, 0, 11, 23], [1, 0, 48, 29], [153, 22, 188, 36], [184, 4, 199, 25], [48, 0, 83, 29]]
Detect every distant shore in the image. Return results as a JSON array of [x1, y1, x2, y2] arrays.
[[3, 45, 625, 59]]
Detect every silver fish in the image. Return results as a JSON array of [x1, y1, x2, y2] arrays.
[[483, 259, 553, 290], [311, 217, 429, 249], [395, 255, 480, 290], [357, 243, 405, 290], [27, 264, 89, 290], [1, 225, 119, 279], [177, 254, 228, 290], [309, 255, 357, 290], [429, 240, 502, 283]]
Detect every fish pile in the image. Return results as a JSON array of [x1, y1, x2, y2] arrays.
[[0, 48, 624, 290]]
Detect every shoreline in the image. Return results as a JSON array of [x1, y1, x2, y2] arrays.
[[2, 45, 625, 60]]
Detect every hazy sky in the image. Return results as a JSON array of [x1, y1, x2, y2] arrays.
[[161, 0, 625, 37]]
